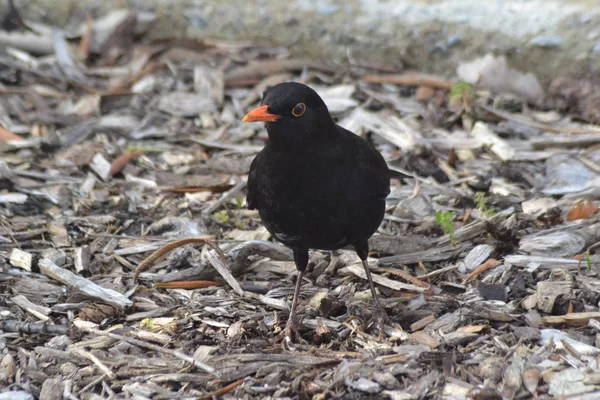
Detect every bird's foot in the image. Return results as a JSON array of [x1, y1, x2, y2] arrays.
[[281, 317, 302, 350], [369, 304, 388, 340]]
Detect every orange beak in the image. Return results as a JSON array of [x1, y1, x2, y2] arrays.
[[242, 105, 281, 123]]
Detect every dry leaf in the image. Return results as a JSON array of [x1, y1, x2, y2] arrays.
[[566, 200, 599, 221], [109, 150, 143, 176]]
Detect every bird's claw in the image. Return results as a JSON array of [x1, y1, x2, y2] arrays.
[[370, 305, 388, 340], [281, 318, 301, 350]]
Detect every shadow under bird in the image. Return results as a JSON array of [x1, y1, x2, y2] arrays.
[[242, 82, 390, 342]]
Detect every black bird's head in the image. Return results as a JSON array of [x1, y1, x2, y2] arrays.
[[242, 82, 334, 141]]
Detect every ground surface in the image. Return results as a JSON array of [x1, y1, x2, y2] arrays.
[[1, 5, 600, 400]]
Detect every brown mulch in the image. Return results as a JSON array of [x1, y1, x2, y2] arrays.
[[1, 5, 600, 400]]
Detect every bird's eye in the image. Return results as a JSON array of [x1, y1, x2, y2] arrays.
[[292, 103, 306, 117]]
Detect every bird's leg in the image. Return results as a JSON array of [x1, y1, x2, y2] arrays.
[[283, 248, 308, 346], [356, 243, 387, 333], [284, 269, 304, 341], [360, 257, 385, 314]]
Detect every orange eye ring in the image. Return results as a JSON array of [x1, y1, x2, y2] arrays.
[[292, 103, 306, 117]]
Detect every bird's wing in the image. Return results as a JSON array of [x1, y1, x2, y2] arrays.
[[338, 125, 391, 200], [246, 151, 262, 210], [362, 145, 392, 200]]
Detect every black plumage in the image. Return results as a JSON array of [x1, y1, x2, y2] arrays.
[[243, 82, 390, 341]]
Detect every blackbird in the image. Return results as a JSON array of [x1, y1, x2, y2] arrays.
[[242, 82, 390, 341]]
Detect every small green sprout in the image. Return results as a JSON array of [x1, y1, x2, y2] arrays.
[[234, 220, 245, 229], [586, 251, 592, 271], [474, 192, 495, 217], [449, 82, 474, 109], [435, 211, 458, 246], [213, 210, 229, 224], [234, 195, 245, 209], [141, 318, 155, 329]]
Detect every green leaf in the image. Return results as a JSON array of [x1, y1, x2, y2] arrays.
[[213, 210, 229, 224]]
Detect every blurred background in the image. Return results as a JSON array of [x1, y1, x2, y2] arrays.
[[3, 0, 599, 81]]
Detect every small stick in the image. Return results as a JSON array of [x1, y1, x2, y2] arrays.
[[462, 259, 502, 284], [77, 14, 93, 61], [133, 236, 214, 281], [70, 347, 115, 379], [201, 179, 247, 215], [0, 320, 71, 335], [77, 373, 106, 395], [155, 280, 220, 289], [416, 264, 459, 280], [205, 241, 244, 296], [198, 378, 246, 400], [109, 150, 144, 176], [362, 73, 454, 90], [39, 258, 132, 309], [383, 269, 430, 289]]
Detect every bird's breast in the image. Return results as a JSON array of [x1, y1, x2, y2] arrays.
[[252, 152, 379, 249]]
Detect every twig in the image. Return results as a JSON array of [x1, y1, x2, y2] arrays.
[[462, 259, 502, 284], [70, 347, 115, 379], [346, 263, 427, 293], [224, 79, 260, 87], [202, 179, 247, 215], [362, 73, 454, 90], [383, 269, 430, 288], [198, 378, 246, 400], [416, 264, 459, 280], [77, 374, 107, 395], [155, 280, 220, 289], [39, 258, 132, 309], [189, 138, 262, 153], [588, 241, 600, 254], [0, 320, 71, 335], [109, 150, 144, 176], [35, 347, 87, 364], [205, 243, 244, 296], [78, 326, 217, 376], [133, 236, 214, 281], [77, 14, 93, 61]]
